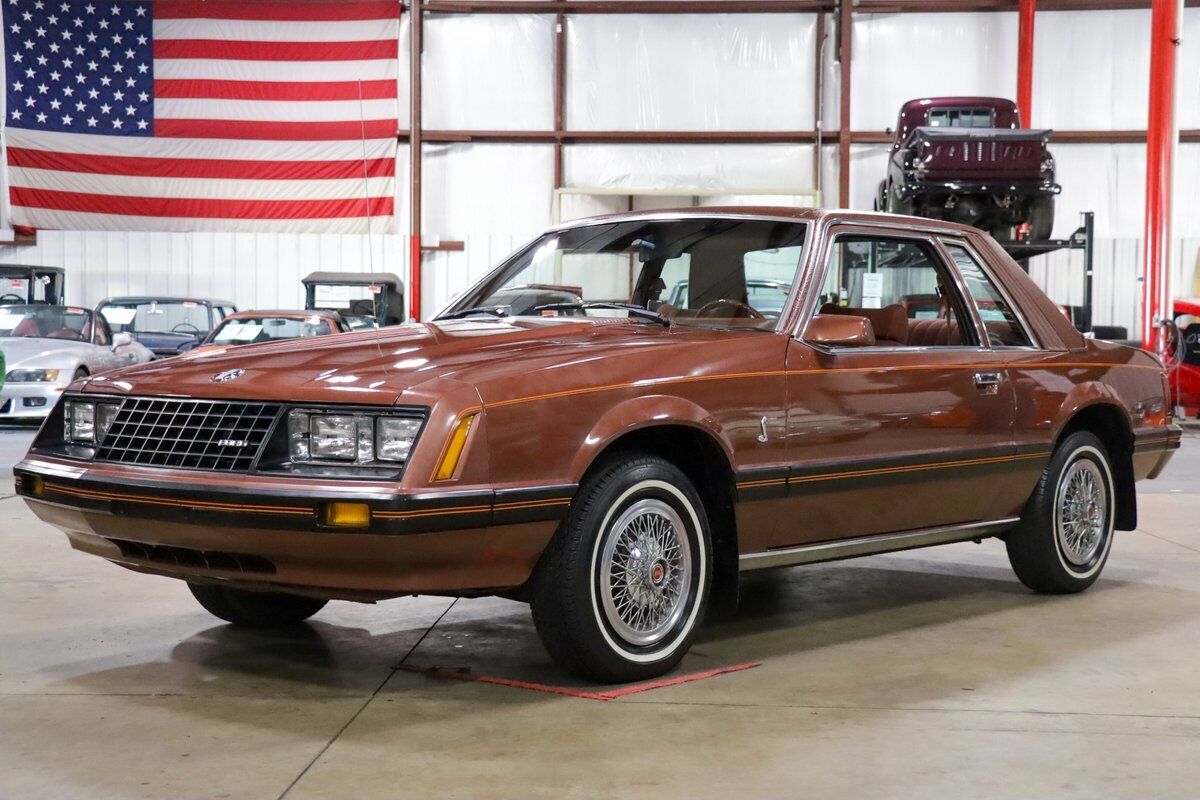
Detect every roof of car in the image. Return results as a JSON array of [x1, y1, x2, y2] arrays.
[[302, 271, 403, 287], [97, 296, 236, 306], [546, 206, 983, 237], [0, 264, 65, 275]]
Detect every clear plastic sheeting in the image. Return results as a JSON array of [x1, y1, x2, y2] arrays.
[[567, 14, 816, 131], [565, 144, 816, 193], [851, 13, 1017, 131], [423, 15, 554, 130], [1032, 10, 1150, 130]]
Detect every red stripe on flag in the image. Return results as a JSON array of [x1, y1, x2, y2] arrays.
[[154, 39, 398, 62], [10, 188, 394, 220], [155, 79, 398, 101], [7, 148, 395, 180], [153, 1, 401, 21], [154, 118, 399, 141]]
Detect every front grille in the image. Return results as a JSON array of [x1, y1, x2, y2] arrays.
[[95, 397, 280, 472], [108, 538, 276, 574]]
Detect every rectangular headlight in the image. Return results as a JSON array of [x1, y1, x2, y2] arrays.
[[376, 417, 421, 462], [64, 399, 121, 444], [7, 369, 60, 383], [286, 409, 422, 466], [310, 415, 357, 461]]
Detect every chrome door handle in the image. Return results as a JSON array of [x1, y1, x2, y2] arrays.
[[974, 371, 1003, 393]]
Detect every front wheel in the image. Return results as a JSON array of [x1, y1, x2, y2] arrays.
[[188, 582, 327, 627], [1006, 431, 1116, 594], [530, 454, 712, 683]]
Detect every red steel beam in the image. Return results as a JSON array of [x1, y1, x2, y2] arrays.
[[397, 129, 1200, 145], [1141, 0, 1182, 350], [837, 0, 851, 208], [1016, 0, 1035, 126], [409, 0, 423, 322]]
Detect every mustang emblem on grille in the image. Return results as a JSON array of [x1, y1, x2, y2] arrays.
[[211, 369, 245, 383], [217, 439, 249, 448]]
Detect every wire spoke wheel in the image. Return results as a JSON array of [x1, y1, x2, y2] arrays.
[[1054, 458, 1107, 567], [599, 498, 693, 647]]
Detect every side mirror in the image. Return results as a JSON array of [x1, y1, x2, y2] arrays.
[[112, 332, 132, 348], [806, 314, 876, 349]]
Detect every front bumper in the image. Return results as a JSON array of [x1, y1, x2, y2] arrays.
[[16, 456, 573, 599], [0, 382, 63, 419]]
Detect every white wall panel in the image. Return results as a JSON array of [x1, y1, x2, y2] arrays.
[[1032, 10, 1150, 130], [568, 14, 816, 131], [423, 15, 554, 130], [851, 13, 1017, 131], [565, 143, 815, 192]]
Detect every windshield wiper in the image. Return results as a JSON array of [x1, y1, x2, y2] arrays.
[[532, 302, 671, 327], [434, 305, 511, 321]]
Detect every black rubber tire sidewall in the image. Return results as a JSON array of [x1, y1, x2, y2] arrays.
[[531, 455, 712, 683]]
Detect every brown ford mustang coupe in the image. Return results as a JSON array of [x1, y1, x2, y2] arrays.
[[16, 209, 1180, 682]]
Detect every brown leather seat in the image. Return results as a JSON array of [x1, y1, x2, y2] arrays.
[[907, 318, 963, 347], [820, 303, 908, 346]]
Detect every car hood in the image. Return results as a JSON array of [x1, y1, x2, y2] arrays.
[[0, 336, 90, 370], [79, 317, 752, 406]]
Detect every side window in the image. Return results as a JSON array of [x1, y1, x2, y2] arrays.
[[817, 235, 975, 348], [944, 243, 1034, 348]]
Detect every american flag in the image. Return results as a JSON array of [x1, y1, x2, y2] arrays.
[[3, 0, 399, 233]]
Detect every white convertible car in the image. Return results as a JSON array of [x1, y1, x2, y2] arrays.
[[0, 304, 154, 421]]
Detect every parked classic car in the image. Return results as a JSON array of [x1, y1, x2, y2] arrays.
[[0, 265, 66, 306], [0, 304, 153, 420], [877, 97, 1060, 240], [302, 272, 405, 328], [183, 310, 351, 356], [1168, 297, 1200, 416], [16, 209, 1179, 682], [96, 296, 237, 358]]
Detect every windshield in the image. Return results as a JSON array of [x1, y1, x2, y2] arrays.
[[210, 315, 335, 346], [100, 300, 211, 336], [0, 304, 92, 340], [444, 218, 807, 329]]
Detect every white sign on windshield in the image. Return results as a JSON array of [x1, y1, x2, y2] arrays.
[[100, 307, 137, 325], [216, 323, 263, 341]]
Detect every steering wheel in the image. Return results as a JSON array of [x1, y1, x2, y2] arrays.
[[171, 322, 201, 334], [696, 299, 764, 320], [0, 293, 25, 304]]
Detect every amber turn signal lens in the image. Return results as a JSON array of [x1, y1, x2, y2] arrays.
[[434, 414, 476, 482], [23, 475, 43, 496], [322, 501, 371, 528]]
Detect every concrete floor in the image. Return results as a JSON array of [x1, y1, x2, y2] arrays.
[[2, 426, 1199, 799]]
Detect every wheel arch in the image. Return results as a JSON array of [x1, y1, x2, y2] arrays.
[[1055, 401, 1136, 531]]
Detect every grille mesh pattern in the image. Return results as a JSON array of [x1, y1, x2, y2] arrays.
[[95, 398, 280, 472]]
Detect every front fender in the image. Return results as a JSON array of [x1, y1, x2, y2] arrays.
[[567, 393, 733, 483]]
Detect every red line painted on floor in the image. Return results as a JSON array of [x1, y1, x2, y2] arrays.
[[397, 661, 762, 701]]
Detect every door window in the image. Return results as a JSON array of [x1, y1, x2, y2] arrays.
[[816, 235, 975, 347], [943, 243, 1034, 348]]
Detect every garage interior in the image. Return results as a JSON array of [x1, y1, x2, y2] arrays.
[[1, 1, 1199, 798]]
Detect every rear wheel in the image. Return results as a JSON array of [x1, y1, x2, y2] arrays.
[[1027, 196, 1055, 240], [188, 582, 327, 627], [1006, 431, 1115, 594], [530, 454, 712, 683]]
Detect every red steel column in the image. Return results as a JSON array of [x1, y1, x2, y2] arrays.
[[1141, 0, 1182, 350], [409, 0, 423, 322], [1016, 0, 1035, 126]]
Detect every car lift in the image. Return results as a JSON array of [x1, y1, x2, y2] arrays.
[[996, 211, 1106, 337]]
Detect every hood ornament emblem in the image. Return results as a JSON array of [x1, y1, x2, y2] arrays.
[[211, 369, 245, 383]]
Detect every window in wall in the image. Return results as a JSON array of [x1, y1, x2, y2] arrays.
[[817, 236, 973, 347], [943, 243, 1034, 348]]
